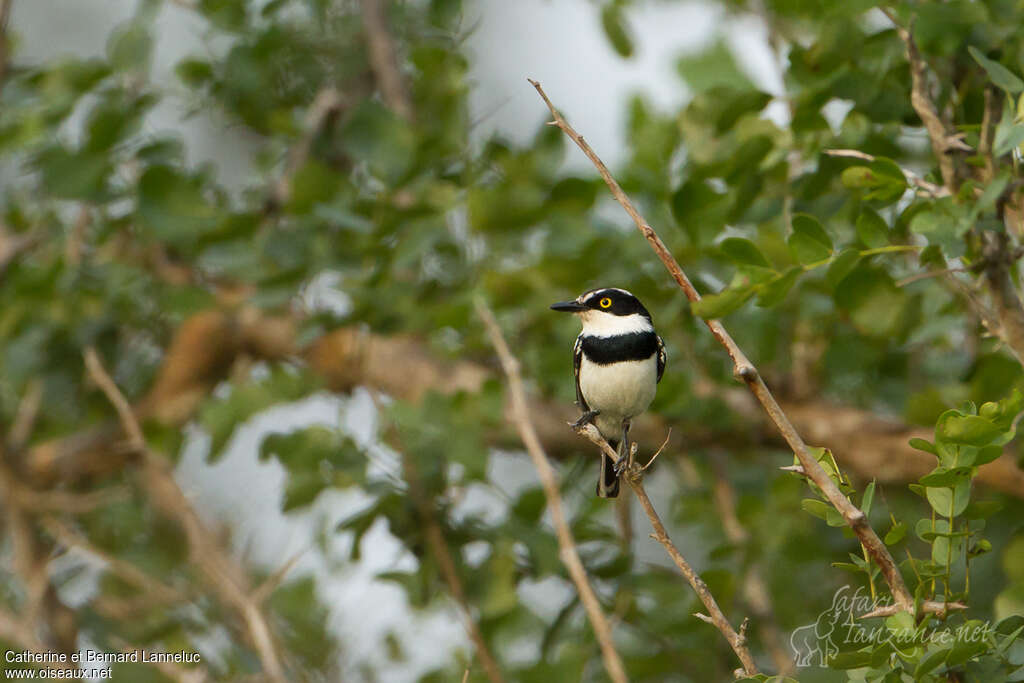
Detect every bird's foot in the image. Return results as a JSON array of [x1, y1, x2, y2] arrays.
[[571, 410, 600, 430], [612, 441, 639, 479]]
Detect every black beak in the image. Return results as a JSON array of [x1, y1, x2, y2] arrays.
[[550, 300, 586, 313]]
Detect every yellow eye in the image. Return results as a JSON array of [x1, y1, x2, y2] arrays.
[[599, 297, 612, 308]]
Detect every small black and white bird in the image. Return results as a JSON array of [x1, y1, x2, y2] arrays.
[[551, 287, 666, 497]]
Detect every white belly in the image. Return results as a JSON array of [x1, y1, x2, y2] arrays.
[[579, 356, 657, 439]]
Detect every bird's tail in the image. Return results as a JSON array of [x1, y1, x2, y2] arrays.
[[596, 440, 620, 498]]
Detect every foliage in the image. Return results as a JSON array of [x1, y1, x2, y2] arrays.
[[3, 0, 1024, 681]]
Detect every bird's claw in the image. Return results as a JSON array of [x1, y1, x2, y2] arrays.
[[572, 410, 600, 430], [613, 455, 630, 478]]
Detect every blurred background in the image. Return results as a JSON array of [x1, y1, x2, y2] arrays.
[[2, 0, 1024, 681]]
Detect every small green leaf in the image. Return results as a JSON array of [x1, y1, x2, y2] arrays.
[[996, 122, 1024, 157], [861, 480, 876, 516], [825, 249, 861, 290], [884, 521, 907, 545], [600, 5, 634, 58], [919, 466, 972, 487], [969, 46, 1024, 94], [755, 267, 801, 307], [937, 413, 1003, 446], [909, 438, 938, 455], [692, 272, 759, 318], [914, 647, 950, 678], [788, 213, 833, 264], [856, 209, 889, 248], [720, 237, 770, 267]]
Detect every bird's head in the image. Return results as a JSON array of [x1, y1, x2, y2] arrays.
[[550, 287, 653, 336]]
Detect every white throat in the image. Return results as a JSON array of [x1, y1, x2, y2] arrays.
[[579, 311, 653, 337]]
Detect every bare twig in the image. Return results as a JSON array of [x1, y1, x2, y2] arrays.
[[860, 600, 966, 620], [0, 0, 13, 87], [8, 379, 42, 451], [253, 552, 304, 605], [573, 424, 759, 676], [270, 87, 344, 207], [895, 267, 968, 287], [360, 0, 413, 121], [41, 517, 187, 605], [529, 78, 917, 613], [823, 149, 949, 197], [880, 9, 966, 190], [981, 231, 1024, 364], [83, 348, 288, 683], [477, 299, 629, 683]]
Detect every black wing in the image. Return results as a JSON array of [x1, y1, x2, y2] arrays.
[[573, 334, 589, 411], [656, 335, 666, 383]]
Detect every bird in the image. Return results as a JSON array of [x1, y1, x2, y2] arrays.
[[550, 287, 666, 497]]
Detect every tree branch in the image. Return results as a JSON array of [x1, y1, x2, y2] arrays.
[[528, 78, 916, 612], [477, 300, 630, 683], [880, 9, 966, 190], [83, 348, 288, 683], [360, 0, 413, 122], [572, 424, 759, 676], [24, 312, 1024, 500]]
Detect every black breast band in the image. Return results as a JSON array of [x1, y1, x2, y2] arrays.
[[580, 332, 658, 365]]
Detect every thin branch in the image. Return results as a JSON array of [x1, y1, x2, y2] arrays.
[[979, 86, 998, 183], [402, 453, 506, 683], [270, 88, 344, 207], [477, 299, 629, 683], [981, 231, 1024, 364], [41, 517, 187, 606], [0, 0, 13, 87], [880, 9, 965, 190], [860, 600, 966, 620], [573, 424, 759, 676], [83, 347, 288, 683], [360, 0, 413, 121], [823, 149, 949, 197], [8, 379, 42, 452], [895, 267, 968, 288], [529, 78, 917, 613]]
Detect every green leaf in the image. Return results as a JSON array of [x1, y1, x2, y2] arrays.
[[825, 249, 861, 290], [107, 22, 152, 73], [994, 122, 1024, 157], [834, 266, 907, 337], [756, 267, 801, 307], [919, 466, 973, 487], [913, 647, 950, 678], [137, 165, 221, 248], [909, 438, 938, 456], [925, 480, 970, 517], [969, 46, 1024, 93], [937, 413, 1003, 446], [861, 480, 876, 516], [677, 40, 753, 93], [600, 5, 634, 58], [720, 237, 770, 267], [884, 521, 907, 545], [841, 158, 908, 204], [36, 146, 111, 201], [691, 288, 753, 319], [341, 100, 417, 183], [856, 209, 889, 248], [788, 213, 833, 264], [671, 179, 730, 245]]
